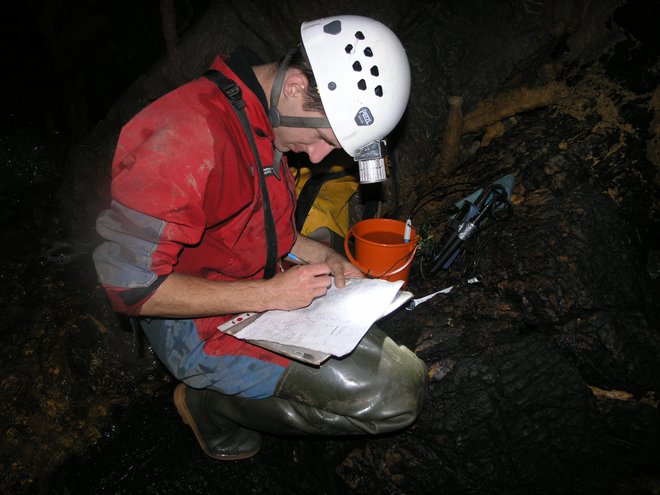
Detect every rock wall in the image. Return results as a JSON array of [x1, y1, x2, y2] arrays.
[[56, 0, 626, 238]]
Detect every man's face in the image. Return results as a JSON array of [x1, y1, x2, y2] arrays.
[[273, 122, 341, 163], [272, 76, 342, 164]]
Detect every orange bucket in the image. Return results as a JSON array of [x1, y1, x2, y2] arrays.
[[344, 218, 419, 286]]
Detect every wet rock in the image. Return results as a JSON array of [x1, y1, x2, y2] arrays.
[[2, 1, 659, 494]]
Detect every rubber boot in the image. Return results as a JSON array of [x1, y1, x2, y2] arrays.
[[199, 325, 427, 437], [173, 383, 262, 460]]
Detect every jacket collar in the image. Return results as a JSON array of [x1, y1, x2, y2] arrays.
[[225, 47, 268, 113]]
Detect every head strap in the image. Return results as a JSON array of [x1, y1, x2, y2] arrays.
[[268, 48, 331, 129]]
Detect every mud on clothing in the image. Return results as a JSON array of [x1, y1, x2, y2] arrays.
[[93, 50, 297, 399]]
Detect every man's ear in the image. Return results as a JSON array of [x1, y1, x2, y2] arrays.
[[283, 72, 308, 100]]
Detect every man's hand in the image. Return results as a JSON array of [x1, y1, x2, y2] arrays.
[[323, 251, 364, 288], [286, 233, 364, 294], [266, 263, 334, 310]]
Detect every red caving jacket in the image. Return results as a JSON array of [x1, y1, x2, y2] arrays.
[[93, 55, 297, 322]]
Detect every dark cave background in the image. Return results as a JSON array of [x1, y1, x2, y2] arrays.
[[1, 1, 659, 494]]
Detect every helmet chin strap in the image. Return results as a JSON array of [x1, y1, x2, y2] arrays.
[[268, 49, 331, 129]]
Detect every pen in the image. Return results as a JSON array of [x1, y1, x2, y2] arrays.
[[286, 252, 311, 265], [403, 218, 412, 243]]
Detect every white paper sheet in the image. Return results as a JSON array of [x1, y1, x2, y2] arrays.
[[230, 278, 404, 357]]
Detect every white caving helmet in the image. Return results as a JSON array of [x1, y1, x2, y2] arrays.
[[269, 15, 411, 183]]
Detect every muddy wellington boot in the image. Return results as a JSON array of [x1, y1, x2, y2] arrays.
[[173, 384, 262, 460], [198, 326, 427, 438]]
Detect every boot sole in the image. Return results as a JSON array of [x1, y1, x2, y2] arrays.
[[173, 383, 259, 461]]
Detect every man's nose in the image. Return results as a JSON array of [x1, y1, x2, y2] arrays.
[[306, 141, 335, 164]]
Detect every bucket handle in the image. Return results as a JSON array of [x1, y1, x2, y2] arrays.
[[344, 228, 420, 279]]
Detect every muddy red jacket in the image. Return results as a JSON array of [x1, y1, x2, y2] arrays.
[[93, 55, 297, 316]]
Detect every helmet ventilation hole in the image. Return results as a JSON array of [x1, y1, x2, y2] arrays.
[[370, 65, 379, 76], [363, 47, 373, 57], [374, 85, 383, 97], [357, 79, 367, 91], [323, 20, 342, 35], [352, 61, 362, 71], [345, 44, 354, 54], [355, 31, 365, 40]]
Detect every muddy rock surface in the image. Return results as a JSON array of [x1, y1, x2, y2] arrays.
[[1, 1, 659, 494]]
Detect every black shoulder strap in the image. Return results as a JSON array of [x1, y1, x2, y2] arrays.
[[204, 69, 278, 279]]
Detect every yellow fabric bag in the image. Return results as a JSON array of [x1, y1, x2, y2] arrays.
[[291, 164, 359, 238]]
